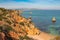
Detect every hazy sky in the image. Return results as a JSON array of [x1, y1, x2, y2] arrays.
[[0, 0, 60, 9]]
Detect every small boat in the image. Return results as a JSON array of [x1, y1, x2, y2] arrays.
[[52, 17, 56, 23]]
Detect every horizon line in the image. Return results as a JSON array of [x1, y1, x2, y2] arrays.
[[0, 7, 60, 10]]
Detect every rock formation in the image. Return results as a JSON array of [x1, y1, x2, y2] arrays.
[[0, 8, 40, 40]]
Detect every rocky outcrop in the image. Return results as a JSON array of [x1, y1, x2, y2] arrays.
[[0, 8, 40, 40], [0, 32, 5, 40]]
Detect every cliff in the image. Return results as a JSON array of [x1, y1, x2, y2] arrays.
[[0, 8, 40, 40]]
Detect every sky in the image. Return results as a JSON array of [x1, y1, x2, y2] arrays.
[[0, 0, 60, 10]]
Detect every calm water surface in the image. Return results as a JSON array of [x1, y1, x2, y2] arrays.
[[22, 10, 60, 35]]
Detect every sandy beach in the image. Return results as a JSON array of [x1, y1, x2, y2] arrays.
[[28, 31, 56, 40]]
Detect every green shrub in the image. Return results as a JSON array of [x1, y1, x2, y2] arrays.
[[0, 25, 13, 32], [19, 22, 24, 26], [0, 26, 3, 32], [19, 35, 34, 40], [6, 21, 12, 25], [6, 26, 13, 31], [0, 16, 3, 21], [2, 13, 7, 16]]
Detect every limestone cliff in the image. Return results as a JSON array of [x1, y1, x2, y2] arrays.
[[0, 8, 40, 40]]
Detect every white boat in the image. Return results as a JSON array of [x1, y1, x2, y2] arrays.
[[52, 17, 56, 22]]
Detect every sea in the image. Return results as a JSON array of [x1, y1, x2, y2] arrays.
[[22, 10, 60, 36]]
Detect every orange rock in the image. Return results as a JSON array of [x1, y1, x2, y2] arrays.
[[8, 31, 19, 39], [0, 21, 5, 25], [0, 32, 5, 40]]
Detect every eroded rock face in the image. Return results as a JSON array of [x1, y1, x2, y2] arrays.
[[8, 31, 19, 40], [0, 32, 5, 40], [0, 8, 40, 40]]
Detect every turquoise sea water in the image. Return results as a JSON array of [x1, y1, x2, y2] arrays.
[[22, 10, 60, 35]]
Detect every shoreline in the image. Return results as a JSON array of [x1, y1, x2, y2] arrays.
[[28, 31, 56, 40]]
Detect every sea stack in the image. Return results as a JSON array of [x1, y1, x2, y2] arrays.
[[52, 17, 56, 23]]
